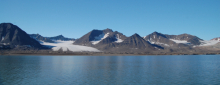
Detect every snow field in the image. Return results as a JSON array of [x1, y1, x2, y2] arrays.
[[170, 39, 189, 44], [115, 34, 123, 43], [199, 40, 220, 46], [91, 33, 109, 45]]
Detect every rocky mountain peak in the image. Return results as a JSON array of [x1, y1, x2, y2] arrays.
[[56, 35, 64, 38], [132, 33, 140, 37], [103, 28, 113, 33], [0, 23, 42, 48], [152, 31, 159, 34], [151, 31, 165, 36]]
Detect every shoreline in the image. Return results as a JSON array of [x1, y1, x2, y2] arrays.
[[1, 51, 220, 56]]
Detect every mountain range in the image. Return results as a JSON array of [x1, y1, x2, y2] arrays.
[[1, 23, 219, 54], [29, 34, 75, 43]]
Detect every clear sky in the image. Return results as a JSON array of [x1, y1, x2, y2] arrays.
[[1, 0, 219, 40]]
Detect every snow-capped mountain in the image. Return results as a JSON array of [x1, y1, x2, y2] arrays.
[[165, 33, 203, 45], [143, 32, 202, 52], [144, 32, 203, 46], [143, 32, 176, 47], [74, 28, 127, 46], [101, 33, 163, 52], [73, 29, 163, 52]]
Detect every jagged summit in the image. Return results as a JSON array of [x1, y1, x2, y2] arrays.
[[29, 34, 74, 42], [144, 31, 168, 43], [103, 28, 113, 33], [49, 34, 74, 41], [29, 34, 55, 43], [133, 33, 139, 36], [51, 35, 66, 39], [57, 35, 64, 37]]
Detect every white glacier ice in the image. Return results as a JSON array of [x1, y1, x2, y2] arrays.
[[41, 40, 100, 52], [199, 40, 220, 46], [170, 39, 189, 44]]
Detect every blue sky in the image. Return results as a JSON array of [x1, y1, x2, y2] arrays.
[[1, 0, 219, 40]]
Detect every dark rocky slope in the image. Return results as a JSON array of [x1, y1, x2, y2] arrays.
[[0, 23, 42, 49]]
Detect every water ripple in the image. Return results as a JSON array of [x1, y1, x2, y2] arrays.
[[0, 55, 220, 85]]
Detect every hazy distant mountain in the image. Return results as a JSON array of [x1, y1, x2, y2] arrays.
[[74, 28, 127, 46], [48, 35, 74, 41], [0, 23, 41, 49], [29, 34, 75, 43], [29, 34, 55, 43]]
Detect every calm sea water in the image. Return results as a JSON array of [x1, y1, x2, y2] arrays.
[[0, 55, 220, 85]]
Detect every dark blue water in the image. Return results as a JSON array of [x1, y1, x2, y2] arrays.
[[0, 55, 220, 85]]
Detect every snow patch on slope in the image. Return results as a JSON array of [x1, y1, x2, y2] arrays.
[[148, 39, 170, 47], [155, 42, 170, 47], [1, 37, 4, 41], [170, 39, 189, 44], [91, 33, 109, 45], [115, 34, 123, 43], [42, 41, 100, 52], [199, 40, 220, 46]]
